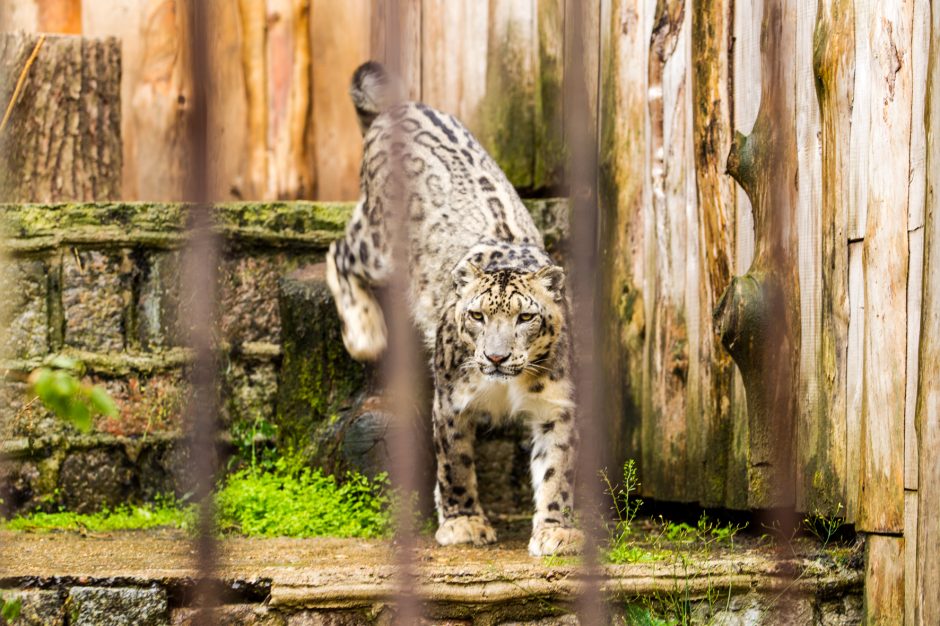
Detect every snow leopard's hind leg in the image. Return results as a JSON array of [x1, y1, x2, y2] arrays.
[[326, 200, 389, 362]]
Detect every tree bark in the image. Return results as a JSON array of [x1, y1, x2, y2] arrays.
[[0, 32, 121, 202]]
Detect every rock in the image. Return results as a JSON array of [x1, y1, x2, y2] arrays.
[[222, 254, 315, 345], [818, 595, 863, 626], [222, 360, 279, 428], [287, 611, 376, 625], [58, 448, 136, 513], [276, 264, 365, 451], [499, 617, 579, 626], [135, 251, 182, 350], [2, 589, 65, 625], [62, 250, 129, 352], [66, 587, 167, 626], [0, 259, 50, 359], [171, 604, 286, 625]]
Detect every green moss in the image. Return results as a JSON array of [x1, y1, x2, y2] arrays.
[[4, 499, 194, 532], [0, 201, 561, 251]]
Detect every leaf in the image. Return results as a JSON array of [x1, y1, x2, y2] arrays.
[[67, 400, 92, 433], [1, 597, 22, 621], [88, 386, 118, 417], [48, 355, 80, 372]]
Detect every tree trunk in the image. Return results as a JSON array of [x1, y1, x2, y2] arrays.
[[0, 32, 121, 202], [714, 0, 800, 508]]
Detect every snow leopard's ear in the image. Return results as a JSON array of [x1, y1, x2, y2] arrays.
[[452, 260, 485, 291], [533, 265, 565, 301]]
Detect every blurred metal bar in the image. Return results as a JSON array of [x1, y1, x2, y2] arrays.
[[183, 1, 219, 624], [565, 1, 608, 622], [379, 1, 422, 624]]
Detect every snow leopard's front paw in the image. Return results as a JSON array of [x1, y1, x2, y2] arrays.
[[435, 515, 497, 547], [528, 526, 583, 557]]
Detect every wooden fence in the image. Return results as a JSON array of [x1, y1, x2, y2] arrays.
[[2, 0, 938, 623]]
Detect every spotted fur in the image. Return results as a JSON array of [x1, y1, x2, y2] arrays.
[[327, 62, 581, 556]]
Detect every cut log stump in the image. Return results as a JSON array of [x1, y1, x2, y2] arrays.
[[0, 32, 122, 202]]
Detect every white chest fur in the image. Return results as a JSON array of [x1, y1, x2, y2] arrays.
[[452, 374, 573, 423]]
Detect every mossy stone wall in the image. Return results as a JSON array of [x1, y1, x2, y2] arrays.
[[0, 200, 569, 515]]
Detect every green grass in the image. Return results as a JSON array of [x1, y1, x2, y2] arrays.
[[5, 459, 392, 539], [3, 500, 194, 533], [214, 458, 391, 538]]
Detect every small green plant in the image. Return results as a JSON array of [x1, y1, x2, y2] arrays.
[[28, 356, 117, 432], [229, 415, 278, 469], [0, 594, 22, 623], [602, 459, 649, 564], [3, 498, 194, 533], [215, 457, 391, 538], [803, 503, 845, 547]]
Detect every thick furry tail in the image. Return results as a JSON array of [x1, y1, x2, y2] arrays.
[[350, 61, 403, 135]]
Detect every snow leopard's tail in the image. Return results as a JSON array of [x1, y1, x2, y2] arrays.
[[350, 61, 403, 135]]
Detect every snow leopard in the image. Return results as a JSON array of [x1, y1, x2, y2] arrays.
[[326, 61, 582, 556]]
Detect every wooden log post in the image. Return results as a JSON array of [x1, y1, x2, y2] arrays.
[[915, 1, 940, 621], [714, 0, 800, 508], [0, 32, 121, 202], [808, 0, 854, 516], [691, 0, 736, 507], [598, 0, 652, 488]]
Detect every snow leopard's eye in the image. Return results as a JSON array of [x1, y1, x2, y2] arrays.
[[469, 310, 484, 322], [517, 312, 536, 323]]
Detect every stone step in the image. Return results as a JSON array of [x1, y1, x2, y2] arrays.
[[0, 528, 862, 625]]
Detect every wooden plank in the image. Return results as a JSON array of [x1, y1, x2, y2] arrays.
[[420, 0, 489, 122], [732, 0, 761, 273], [846, 240, 864, 522], [0, 1, 39, 31], [904, 490, 917, 626], [905, 227, 924, 490], [727, 0, 763, 511], [370, 0, 421, 99], [796, 0, 823, 513], [533, 0, 565, 190], [117, 0, 192, 200], [916, 4, 940, 620], [235, 0, 268, 199], [903, 0, 929, 490], [806, 0, 854, 517], [848, 0, 872, 239], [478, 0, 538, 190], [908, 0, 928, 231], [40, 0, 81, 34], [864, 534, 905, 625], [309, 0, 371, 201], [0, 0, 80, 34], [690, 0, 736, 508], [264, 0, 313, 199], [857, 0, 913, 534], [643, 0, 693, 502], [598, 0, 653, 490]]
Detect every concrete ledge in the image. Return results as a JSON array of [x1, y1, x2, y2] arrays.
[[0, 529, 862, 624]]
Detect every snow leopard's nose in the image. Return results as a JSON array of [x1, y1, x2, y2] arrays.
[[485, 352, 509, 365]]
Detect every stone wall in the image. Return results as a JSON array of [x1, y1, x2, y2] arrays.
[[0, 200, 569, 515]]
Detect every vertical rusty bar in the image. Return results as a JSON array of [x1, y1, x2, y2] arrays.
[[183, 1, 219, 623], [566, 0, 607, 622], [379, 1, 422, 623]]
